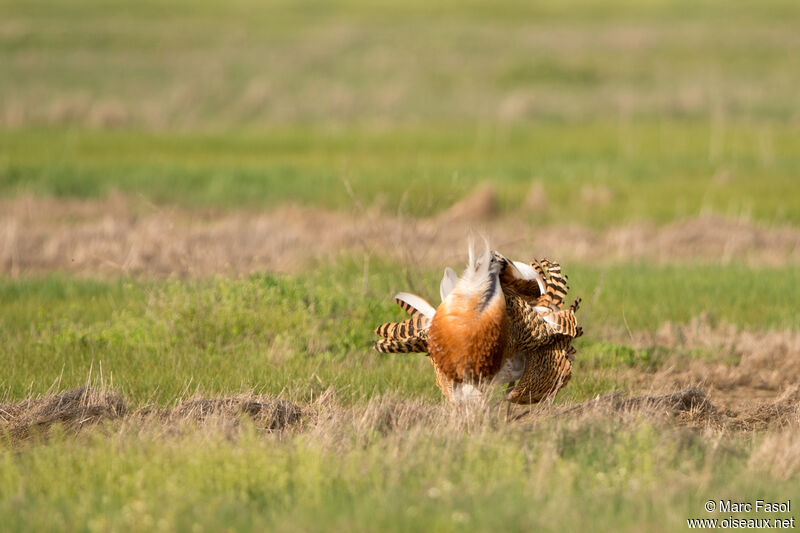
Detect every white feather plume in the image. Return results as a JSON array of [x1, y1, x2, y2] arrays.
[[439, 267, 458, 302], [394, 292, 436, 320]]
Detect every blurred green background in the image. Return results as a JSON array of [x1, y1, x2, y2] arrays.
[[2, 0, 799, 223]]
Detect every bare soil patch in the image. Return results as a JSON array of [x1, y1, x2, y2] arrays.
[[608, 316, 800, 417], [1, 192, 799, 277]]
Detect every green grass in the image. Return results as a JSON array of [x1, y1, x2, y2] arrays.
[[2, 0, 799, 127], [2, 123, 800, 224], [2, 261, 797, 405], [1, 410, 797, 533], [3, 0, 800, 224]]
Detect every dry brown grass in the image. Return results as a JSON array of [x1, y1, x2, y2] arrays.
[[544, 387, 721, 428], [748, 423, 800, 480], [0, 386, 304, 445], [3, 381, 797, 448], [0, 386, 127, 442], [2, 192, 799, 278]]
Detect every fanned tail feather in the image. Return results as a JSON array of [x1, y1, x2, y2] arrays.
[[373, 292, 433, 354], [539, 308, 580, 337], [374, 314, 428, 339], [533, 259, 570, 310], [374, 335, 429, 354], [394, 292, 436, 320]]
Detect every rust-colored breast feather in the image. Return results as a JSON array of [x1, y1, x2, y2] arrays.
[[428, 293, 508, 383]]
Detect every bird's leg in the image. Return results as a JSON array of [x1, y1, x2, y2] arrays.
[[505, 381, 516, 422]]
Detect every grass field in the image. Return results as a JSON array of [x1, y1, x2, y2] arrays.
[[3, 123, 800, 225], [2, 0, 799, 531], [2, 263, 799, 404]]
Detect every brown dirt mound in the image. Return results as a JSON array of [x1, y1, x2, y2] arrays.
[[1, 193, 798, 277], [0, 386, 126, 441], [515, 386, 798, 431], [731, 385, 800, 431], [436, 184, 499, 222], [563, 387, 718, 419], [163, 397, 303, 430], [0, 387, 304, 443], [3, 384, 796, 447], [511, 387, 722, 427]]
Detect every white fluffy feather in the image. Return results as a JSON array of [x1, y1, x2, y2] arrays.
[[394, 292, 436, 320], [450, 242, 496, 303], [439, 267, 458, 302], [451, 382, 484, 403], [491, 252, 546, 295], [512, 260, 545, 294]]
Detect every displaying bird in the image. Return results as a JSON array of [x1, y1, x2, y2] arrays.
[[373, 246, 583, 404]]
